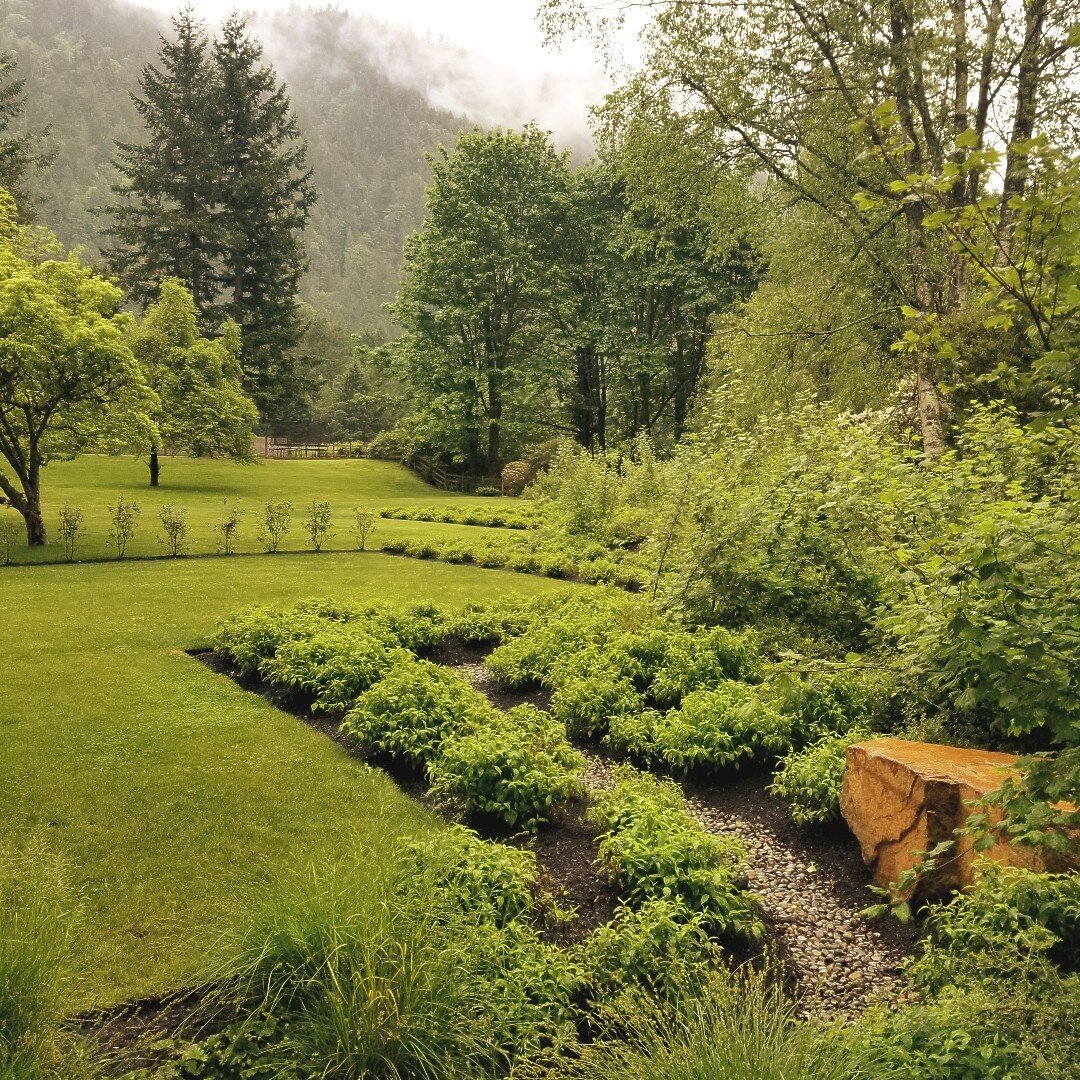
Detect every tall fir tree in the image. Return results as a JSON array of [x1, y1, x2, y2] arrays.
[[0, 51, 51, 215], [105, 11, 317, 422], [106, 11, 219, 313], [210, 15, 318, 420]]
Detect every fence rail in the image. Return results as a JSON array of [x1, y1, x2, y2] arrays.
[[257, 439, 501, 493]]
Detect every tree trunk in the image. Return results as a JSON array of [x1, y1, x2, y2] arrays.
[[486, 364, 501, 473], [917, 362, 947, 460], [149, 450, 160, 488], [0, 469, 46, 546], [573, 345, 599, 449]]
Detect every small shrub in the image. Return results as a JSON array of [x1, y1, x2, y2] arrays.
[[304, 500, 333, 551], [430, 705, 585, 831], [212, 606, 322, 677], [398, 826, 541, 928], [158, 504, 189, 557], [342, 660, 491, 767], [351, 506, 377, 550], [501, 461, 532, 493], [214, 500, 243, 555], [549, 662, 643, 740], [56, 506, 83, 562], [769, 729, 869, 826], [107, 497, 140, 559], [204, 850, 577, 1080], [474, 484, 501, 497], [577, 898, 722, 1008], [589, 769, 763, 943], [260, 628, 408, 715], [257, 500, 292, 553], [0, 518, 19, 565], [649, 627, 764, 707], [648, 682, 793, 772], [907, 862, 1080, 992]]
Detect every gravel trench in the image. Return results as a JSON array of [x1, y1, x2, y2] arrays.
[[450, 659, 912, 1020]]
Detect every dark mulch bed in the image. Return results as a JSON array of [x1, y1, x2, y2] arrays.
[[191, 648, 611, 938]]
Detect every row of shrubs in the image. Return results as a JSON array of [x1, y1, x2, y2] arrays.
[[379, 503, 539, 530], [1, 500, 380, 563], [381, 533, 650, 589], [215, 589, 891, 831], [212, 600, 586, 830], [471, 592, 892, 825]]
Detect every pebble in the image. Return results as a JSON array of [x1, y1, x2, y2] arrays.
[[450, 663, 906, 1021], [582, 753, 907, 1020]]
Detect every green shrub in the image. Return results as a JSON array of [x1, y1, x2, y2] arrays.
[[649, 682, 793, 772], [365, 601, 451, 651], [430, 705, 585, 830], [589, 770, 763, 943], [649, 627, 764, 706], [549, 659, 643, 740], [770, 664, 894, 743], [768, 729, 869, 826], [213, 607, 322, 677], [907, 862, 1080, 992], [259, 628, 408, 715], [397, 826, 541, 928], [577, 899, 721, 1008], [852, 978, 1080, 1080], [342, 660, 492, 767]]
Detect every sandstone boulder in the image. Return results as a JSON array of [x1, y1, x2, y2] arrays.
[[840, 737, 1055, 898]]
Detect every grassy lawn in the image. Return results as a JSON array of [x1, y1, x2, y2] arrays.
[[0, 548, 565, 1010], [1, 455, 513, 565]]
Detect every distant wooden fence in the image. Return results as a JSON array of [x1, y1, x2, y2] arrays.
[[412, 456, 502, 493], [254, 438, 501, 492]]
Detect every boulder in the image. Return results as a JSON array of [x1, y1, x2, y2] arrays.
[[840, 737, 1056, 898]]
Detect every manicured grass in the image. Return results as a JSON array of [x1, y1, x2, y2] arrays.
[[0, 552, 565, 1009], [1, 455, 515, 565]]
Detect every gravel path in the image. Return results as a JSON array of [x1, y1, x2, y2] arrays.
[[451, 659, 908, 1020], [582, 753, 907, 1019]]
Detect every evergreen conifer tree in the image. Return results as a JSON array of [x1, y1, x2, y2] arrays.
[[105, 11, 317, 421], [0, 51, 51, 214], [210, 15, 317, 419], [106, 11, 219, 313]]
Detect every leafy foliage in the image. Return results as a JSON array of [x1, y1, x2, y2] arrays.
[[589, 769, 763, 943], [430, 704, 585, 831], [769, 729, 869, 826]]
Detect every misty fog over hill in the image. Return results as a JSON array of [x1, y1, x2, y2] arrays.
[[0, 0, 595, 335]]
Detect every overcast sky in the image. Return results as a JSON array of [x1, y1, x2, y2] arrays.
[[135, 0, 636, 149]]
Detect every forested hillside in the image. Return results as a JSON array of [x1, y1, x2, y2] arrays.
[[0, 0, 467, 335]]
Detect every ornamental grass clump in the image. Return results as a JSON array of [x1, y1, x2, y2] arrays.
[[204, 843, 578, 1079], [0, 841, 80, 1080]]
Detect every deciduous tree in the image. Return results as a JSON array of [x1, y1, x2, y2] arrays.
[[0, 190, 154, 545], [127, 278, 258, 487]]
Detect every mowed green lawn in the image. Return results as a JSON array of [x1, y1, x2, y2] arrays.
[[0, 465, 565, 1009], [2, 455, 511, 564]]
